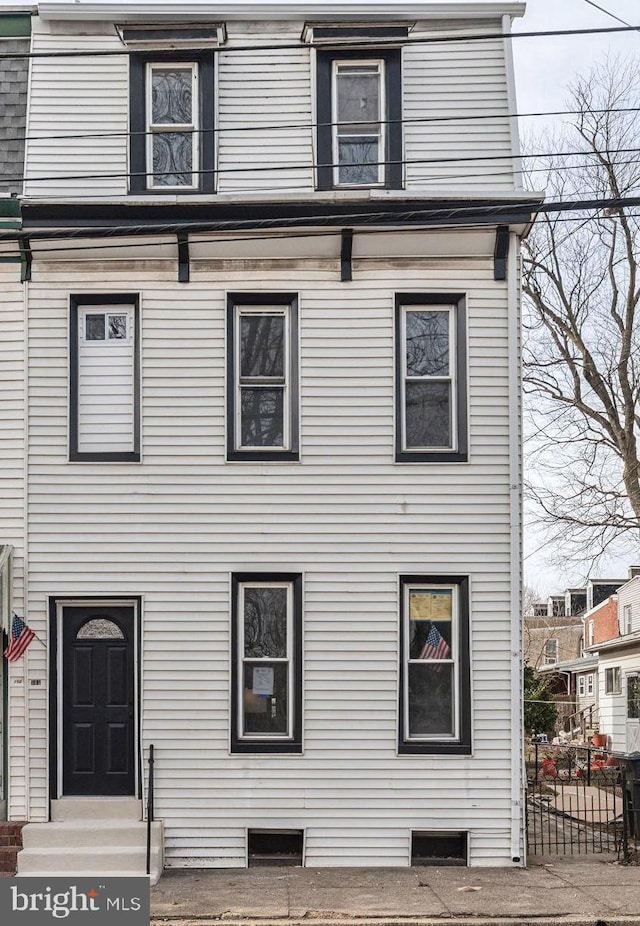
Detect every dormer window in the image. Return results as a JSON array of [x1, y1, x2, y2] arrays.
[[129, 52, 214, 194], [316, 48, 402, 191], [333, 60, 385, 186]]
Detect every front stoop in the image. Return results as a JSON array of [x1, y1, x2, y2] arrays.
[[16, 800, 163, 885], [0, 822, 28, 875]]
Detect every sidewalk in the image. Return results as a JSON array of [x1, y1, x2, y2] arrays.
[[151, 855, 640, 925]]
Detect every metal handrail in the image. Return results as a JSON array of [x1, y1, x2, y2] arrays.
[[146, 744, 155, 877]]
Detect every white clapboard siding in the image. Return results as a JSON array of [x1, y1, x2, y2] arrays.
[[403, 21, 514, 191], [217, 26, 314, 193], [21, 251, 520, 866], [23, 17, 517, 200], [598, 649, 640, 752], [76, 306, 136, 454], [0, 268, 27, 820], [618, 577, 640, 634], [25, 24, 129, 198]]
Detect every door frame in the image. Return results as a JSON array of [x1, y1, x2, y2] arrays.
[[48, 596, 142, 803]]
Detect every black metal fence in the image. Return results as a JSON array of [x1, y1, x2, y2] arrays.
[[525, 744, 639, 861]]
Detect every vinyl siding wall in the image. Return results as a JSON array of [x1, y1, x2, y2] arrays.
[[598, 649, 640, 752], [0, 268, 27, 818], [618, 578, 640, 635], [24, 17, 516, 198], [18, 251, 519, 865]]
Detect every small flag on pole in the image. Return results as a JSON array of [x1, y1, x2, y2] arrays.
[[418, 623, 451, 665], [4, 614, 36, 662]]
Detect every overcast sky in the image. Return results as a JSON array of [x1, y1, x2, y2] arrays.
[[512, 1, 640, 595]]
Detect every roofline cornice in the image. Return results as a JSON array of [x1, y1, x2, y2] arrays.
[[34, 2, 526, 22]]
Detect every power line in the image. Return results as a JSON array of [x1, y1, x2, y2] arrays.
[[581, 0, 636, 29], [0, 25, 638, 60], [8, 153, 639, 204], [0, 204, 637, 259], [1, 195, 639, 249], [3, 146, 639, 187], [4, 106, 640, 147]]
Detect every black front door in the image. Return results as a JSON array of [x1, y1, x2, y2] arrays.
[[62, 606, 135, 796]]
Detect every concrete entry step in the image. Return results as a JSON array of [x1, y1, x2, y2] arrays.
[[51, 798, 142, 822], [22, 821, 163, 849], [17, 845, 163, 874]]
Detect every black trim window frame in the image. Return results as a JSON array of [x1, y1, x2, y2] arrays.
[[69, 294, 141, 463], [226, 293, 299, 462], [395, 293, 468, 463], [129, 50, 215, 194], [316, 47, 402, 191], [231, 573, 303, 754], [399, 575, 471, 755]]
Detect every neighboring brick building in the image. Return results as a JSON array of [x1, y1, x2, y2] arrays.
[[583, 596, 619, 647]]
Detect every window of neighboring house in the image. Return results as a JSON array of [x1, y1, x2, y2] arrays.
[[226, 293, 299, 461], [316, 48, 402, 190], [129, 52, 214, 193], [586, 673, 594, 696], [399, 575, 471, 755], [578, 675, 586, 697], [587, 620, 595, 647], [605, 667, 622, 695], [69, 295, 140, 462], [623, 604, 632, 634], [628, 675, 640, 719], [543, 638, 558, 665], [395, 294, 468, 463], [231, 573, 302, 753]]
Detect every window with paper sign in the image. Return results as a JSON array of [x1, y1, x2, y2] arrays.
[[231, 574, 302, 753], [399, 575, 471, 755]]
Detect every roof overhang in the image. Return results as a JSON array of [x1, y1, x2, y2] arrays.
[[538, 656, 598, 674], [35, 2, 527, 23], [585, 632, 640, 655]]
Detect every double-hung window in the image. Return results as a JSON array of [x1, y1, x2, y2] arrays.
[[231, 574, 302, 753], [69, 295, 140, 462], [543, 638, 558, 665], [605, 667, 622, 695], [227, 293, 299, 461], [399, 575, 471, 755], [129, 52, 214, 193], [395, 294, 468, 462], [316, 48, 402, 191]]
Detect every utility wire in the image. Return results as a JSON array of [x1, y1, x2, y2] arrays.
[[3, 146, 639, 187], [4, 106, 640, 147], [0, 25, 638, 60], [2, 195, 640, 248], [0, 209, 637, 260], [581, 0, 636, 29], [8, 154, 640, 204]]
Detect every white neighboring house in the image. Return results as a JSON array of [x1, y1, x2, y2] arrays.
[[1, 0, 542, 874], [593, 577, 640, 754]]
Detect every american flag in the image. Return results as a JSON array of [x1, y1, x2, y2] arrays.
[[4, 614, 36, 662], [418, 623, 451, 663]]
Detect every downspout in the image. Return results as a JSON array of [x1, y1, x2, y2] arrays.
[[507, 230, 523, 864]]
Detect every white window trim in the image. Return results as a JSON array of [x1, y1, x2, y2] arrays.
[[588, 619, 595, 646], [331, 58, 385, 188], [237, 581, 294, 741], [543, 638, 558, 665], [145, 61, 199, 190], [401, 305, 457, 453], [234, 305, 290, 452], [403, 582, 459, 743], [623, 604, 632, 634], [578, 676, 585, 697], [587, 673, 594, 696]]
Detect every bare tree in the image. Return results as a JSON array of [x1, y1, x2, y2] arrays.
[[523, 58, 640, 566]]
